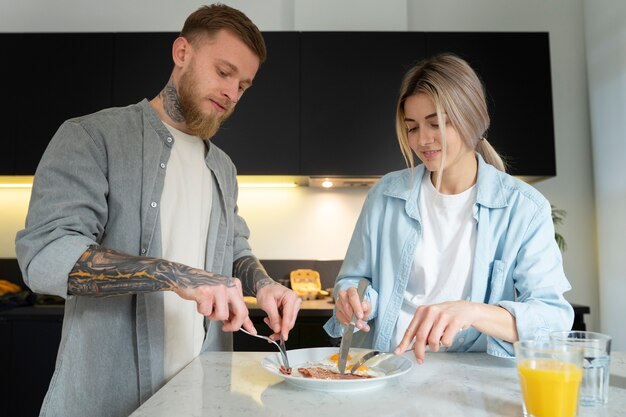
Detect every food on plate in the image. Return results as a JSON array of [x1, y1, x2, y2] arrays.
[[279, 365, 292, 376], [291, 352, 384, 379], [298, 367, 373, 380]]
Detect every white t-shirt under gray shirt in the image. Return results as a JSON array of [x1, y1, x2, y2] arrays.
[[392, 173, 477, 348], [160, 122, 213, 381]]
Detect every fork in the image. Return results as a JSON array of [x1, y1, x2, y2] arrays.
[[239, 328, 291, 371], [349, 350, 384, 375]]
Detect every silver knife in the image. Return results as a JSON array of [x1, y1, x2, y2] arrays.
[[337, 278, 369, 374]]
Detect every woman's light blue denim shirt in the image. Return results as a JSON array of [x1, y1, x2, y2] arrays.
[[324, 155, 574, 358]]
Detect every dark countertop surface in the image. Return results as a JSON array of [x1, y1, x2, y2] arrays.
[[0, 300, 590, 320]]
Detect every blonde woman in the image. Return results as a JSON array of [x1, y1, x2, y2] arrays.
[[324, 53, 573, 363]]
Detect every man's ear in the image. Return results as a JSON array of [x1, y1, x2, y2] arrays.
[[172, 37, 190, 68]]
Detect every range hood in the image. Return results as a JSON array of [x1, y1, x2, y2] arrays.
[[307, 177, 379, 188], [236, 175, 380, 189]]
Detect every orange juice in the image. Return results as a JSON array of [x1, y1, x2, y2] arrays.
[[517, 358, 582, 417]]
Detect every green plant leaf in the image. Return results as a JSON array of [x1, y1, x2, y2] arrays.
[[551, 204, 567, 251]]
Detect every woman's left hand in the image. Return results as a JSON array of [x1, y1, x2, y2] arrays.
[[394, 300, 518, 364], [394, 300, 477, 364]]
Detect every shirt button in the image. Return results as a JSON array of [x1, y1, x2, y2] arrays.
[[166, 137, 173, 143], [141, 248, 146, 254], [160, 162, 166, 169], [151, 202, 157, 208], [458, 337, 465, 344]]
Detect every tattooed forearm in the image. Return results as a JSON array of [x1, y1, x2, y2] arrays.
[[159, 76, 184, 123], [68, 245, 236, 297], [233, 256, 277, 296]]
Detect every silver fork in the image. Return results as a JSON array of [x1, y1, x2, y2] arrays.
[[349, 350, 384, 375], [239, 328, 291, 371]]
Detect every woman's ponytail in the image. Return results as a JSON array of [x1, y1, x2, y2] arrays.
[[476, 137, 507, 172]]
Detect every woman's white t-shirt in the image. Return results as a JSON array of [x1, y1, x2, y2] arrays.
[[160, 122, 213, 381], [392, 173, 477, 348]]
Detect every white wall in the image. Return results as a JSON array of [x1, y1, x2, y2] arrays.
[[0, 188, 32, 255], [583, 0, 626, 349], [1, 0, 606, 337], [0, 0, 295, 31], [238, 187, 366, 260]]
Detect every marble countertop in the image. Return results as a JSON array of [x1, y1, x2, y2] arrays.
[[129, 350, 626, 417]]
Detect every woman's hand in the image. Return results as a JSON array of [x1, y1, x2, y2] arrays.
[[335, 286, 372, 332], [394, 300, 517, 364], [394, 300, 474, 363]]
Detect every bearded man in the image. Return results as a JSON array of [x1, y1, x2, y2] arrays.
[[15, 5, 301, 417]]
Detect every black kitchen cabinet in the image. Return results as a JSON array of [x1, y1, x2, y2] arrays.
[[0, 35, 18, 175], [1, 31, 556, 178], [11, 34, 115, 175], [233, 308, 338, 352], [211, 32, 301, 174], [0, 307, 63, 417], [112, 31, 301, 175], [0, 320, 10, 415], [112, 32, 178, 107], [425, 32, 556, 177], [1, 32, 174, 176], [299, 32, 423, 176]]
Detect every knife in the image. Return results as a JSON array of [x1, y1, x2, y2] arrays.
[[337, 278, 369, 374]]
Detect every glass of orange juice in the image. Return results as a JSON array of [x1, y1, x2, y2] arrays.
[[514, 340, 584, 417]]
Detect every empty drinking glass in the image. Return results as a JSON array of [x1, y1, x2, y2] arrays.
[[550, 331, 612, 406]]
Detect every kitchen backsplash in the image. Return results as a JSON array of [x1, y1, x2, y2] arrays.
[[0, 185, 368, 261]]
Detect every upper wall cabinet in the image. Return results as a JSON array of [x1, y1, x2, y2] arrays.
[[0, 36, 18, 174], [299, 32, 424, 176], [111, 32, 178, 107], [425, 32, 556, 177], [211, 32, 300, 175], [0, 32, 556, 178], [5, 34, 115, 175], [110, 32, 301, 175]]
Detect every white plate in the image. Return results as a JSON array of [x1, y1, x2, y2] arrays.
[[261, 347, 413, 392]]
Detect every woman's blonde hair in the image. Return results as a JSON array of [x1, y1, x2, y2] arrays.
[[395, 53, 506, 176]]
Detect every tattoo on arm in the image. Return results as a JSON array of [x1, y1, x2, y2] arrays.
[[159, 76, 184, 123], [68, 245, 235, 297], [232, 256, 276, 296]]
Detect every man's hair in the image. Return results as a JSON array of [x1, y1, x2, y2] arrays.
[[180, 3, 267, 63]]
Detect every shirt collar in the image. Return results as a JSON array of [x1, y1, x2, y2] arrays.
[[384, 153, 508, 210]]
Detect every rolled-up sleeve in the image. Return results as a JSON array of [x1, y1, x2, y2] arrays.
[[491, 201, 574, 356], [15, 121, 109, 298]]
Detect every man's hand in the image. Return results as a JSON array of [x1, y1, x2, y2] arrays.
[[335, 286, 372, 332], [174, 277, 255, 333], [255, 282, 301, 341]]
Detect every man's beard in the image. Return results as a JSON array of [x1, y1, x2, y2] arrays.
[[177, 71, 234, 139]]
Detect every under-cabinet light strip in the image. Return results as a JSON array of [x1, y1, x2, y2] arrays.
[[238, 183, 298, 188], [0, 183, 33, 188]]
